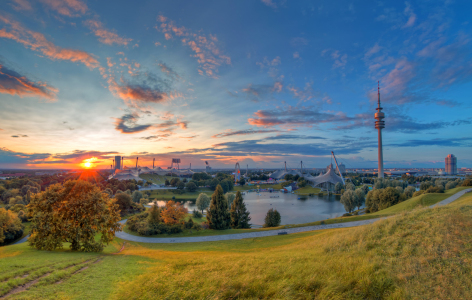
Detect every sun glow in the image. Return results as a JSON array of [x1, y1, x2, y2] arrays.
[[82, 157, 98, 169]]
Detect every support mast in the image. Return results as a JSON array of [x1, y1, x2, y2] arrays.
[[375, 81, 385, 178]]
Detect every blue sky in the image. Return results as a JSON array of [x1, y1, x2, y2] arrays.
[[0, 0, 471, 169]]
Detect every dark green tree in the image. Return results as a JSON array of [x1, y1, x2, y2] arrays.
[[177, 181, 185, 190], [263, 208, 281, 227], [148, 204, 161, 225], [230, 191, 251, 229], [186, 182, 197, 192], [239, 178, 246, 186], [207, 185, 231, 230]]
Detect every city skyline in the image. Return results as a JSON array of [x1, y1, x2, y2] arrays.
[[1, 0, 472, 169]]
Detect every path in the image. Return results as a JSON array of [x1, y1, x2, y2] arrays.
[[15, 188, 472, 245]]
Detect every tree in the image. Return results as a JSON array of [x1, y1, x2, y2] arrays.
[[207, 185, 231, 230], [345, 182, 355, 191], [361, 184, 370, 195], [177, 181, 185, 190], [226, 193, 236, 209], [165, 179, 170, 186], [230, 191, 251, 229], [170, 178, 180, 187], [263, 208, 281, 227], [114, 192, 133, 214], [196, 193, 210, 213], [220, 180, 229, 193], [0, 208, 24, 244], [404, 186, 416, 199], [239, 178, 246, 186], [334, 182, 343, 193], [209, 179, 219, 191], [354, 188, 365, 210], [284, 174, 293, 181], [28, 180, 121, 252], [186, 182, 197, 192], [298, 179, 307, 188], [148, 204, 161, 225], [340, 190, 356, 213], [161, 200, 188, 225], [132, 190, 143, 203]]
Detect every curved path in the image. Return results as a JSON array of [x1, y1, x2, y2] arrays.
[[16, 188, 472, 245]]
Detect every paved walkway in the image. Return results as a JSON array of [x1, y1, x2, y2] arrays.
[[15, 188, 472, 245]]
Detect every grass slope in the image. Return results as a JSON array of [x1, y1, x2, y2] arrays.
[[2, 191, 472, 299]]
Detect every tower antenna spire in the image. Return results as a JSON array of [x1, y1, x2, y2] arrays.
[[378, 81, 380, 108], [375, 81, 385, 178]]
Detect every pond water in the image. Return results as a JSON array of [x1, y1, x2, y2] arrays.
[[153, 191, 350, 226]]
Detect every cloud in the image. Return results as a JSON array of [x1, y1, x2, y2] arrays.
[[139, 134, 172, 140], [261, 0, 277, 8], [114, 113, 153, 134], [290, 37, 308, 47], [84, 20, 132, 46], [256, 56, 281, 77], [156, 15, 231, 78], [158, 62, 180, 80], [264, 134, 326, 140], [248, 106, 353, 128], [52, 150, 118, 161], [402, 2, 416, 28], [108, 77, 169, 106], [11, 134, 28, 138], [212, 129, 281, 138], [388, 137, 472, 148], [10, 0, 32, 11], [242, 82, 282, 101], [0, 64, 58, 101], [40, 0, 88, 17], [293, 52, 300, 59], [0, 16, 100, 69]]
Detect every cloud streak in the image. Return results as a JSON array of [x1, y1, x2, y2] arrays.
[[0, 64, 58, 101], [84, 20, 132, 46], [0, 16, 100, 69]]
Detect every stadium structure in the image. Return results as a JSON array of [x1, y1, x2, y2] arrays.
[[270, 152, 345, 191], [110, 157, 194, 181]]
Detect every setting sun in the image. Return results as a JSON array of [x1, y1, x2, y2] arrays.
[[82, 157, 98, 169]]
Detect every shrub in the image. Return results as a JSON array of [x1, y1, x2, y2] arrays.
[[192, 209, 203, 218], [191, 223, 203, 231], [342, 213, 352, 217], [263, 208, 281, 228], [0, 208, 24, 244], [201, 221, 209, 229], [462, 179, 472, 187], [186, 182, 197, 192], [17, 210, 28, 222], [184, 217, 194, 229], [425, 186, 444, 194]]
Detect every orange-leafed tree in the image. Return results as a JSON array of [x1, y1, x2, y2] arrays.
[[28, 180, 122, 252], [161, 200, 188, 225]]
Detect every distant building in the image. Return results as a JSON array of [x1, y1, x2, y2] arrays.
[[338, 163, 346, 174], [445, 154, 457, 175], [206, 166, 212, 172]]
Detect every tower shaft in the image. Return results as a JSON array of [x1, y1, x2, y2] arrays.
[[375, 82, 385, 178]]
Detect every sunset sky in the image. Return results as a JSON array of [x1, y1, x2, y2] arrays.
[[1, 0, 471, 169]]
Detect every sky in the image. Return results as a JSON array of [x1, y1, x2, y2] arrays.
[[0, 0, 471, 170]]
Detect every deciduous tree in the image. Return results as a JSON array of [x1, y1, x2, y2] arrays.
[[263, 208, 281, 227], [196, 193, 210, 213], [161, 200, 188, 225], [28, 180, 121, 252]]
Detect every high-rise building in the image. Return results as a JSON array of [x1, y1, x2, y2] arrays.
[[445, 154, 457, 175], [114, 155, 122, 170], [375, 82, 385, 178]]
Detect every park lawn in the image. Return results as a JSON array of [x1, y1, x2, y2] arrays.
[[294, 186, 322, 195], [138, 174, 177, 185], [2, 192, 472, 299]]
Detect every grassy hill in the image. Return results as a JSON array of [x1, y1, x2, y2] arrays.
[[1, 189, 472, 299]]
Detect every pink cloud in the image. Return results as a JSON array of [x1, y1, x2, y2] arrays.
[[157, 15, 231, 78], [40, 0, 87, 17], [84, 20, 132, 46], [10, 0, 32, 11], [0, 16, 99, 69]]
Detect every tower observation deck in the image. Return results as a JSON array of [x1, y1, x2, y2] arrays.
[[375, 81, 385, 178]]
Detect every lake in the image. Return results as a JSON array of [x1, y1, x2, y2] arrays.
[[153, 191, 349, 226]]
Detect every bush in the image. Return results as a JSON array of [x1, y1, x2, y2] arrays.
[[186, 182, 197, 192], [0, 208, 24, 244], [191, 223, 203, 231], [342, 213, 352, 217], [263, 208, 281, 228], [462, 179, 472, 187], [192, 209, 203, 218], [17, 210, 28, 222], [201, 221, 209, 229], [184, 217, 194, 229]]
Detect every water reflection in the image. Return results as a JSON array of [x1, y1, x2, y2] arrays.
[[152, 191, 349, 226]]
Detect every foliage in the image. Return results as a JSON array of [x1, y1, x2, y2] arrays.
[[462, 179, 472, 187], [148, 204, 161, 225], [186, 182, 197, 192], [297, 179, 307, 188], [28, 180, 121, 252], [366, 187, 402, 213], [192, 209, 203, 218], [226, 193, 236, 209], [345, 182, 355, 191], [230, 191, 251, 229], [161, 200, 188, 225], [334, 182, 343, 193], [207, 185, 231, 230], [263, 208, 281, 227], [170, 178, 180, 187], [0, 208, 24, 244], [196, 193, 211, 213], [177, 181, 185, 190], [192, 172, 212, 181], [126, 211, 184, 236], [239, 178, 246, 186], [354, 188, 365, 210], [114, 192, 144, 216], [340, 190, 356, 213], [132, 190, 143, 203]]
